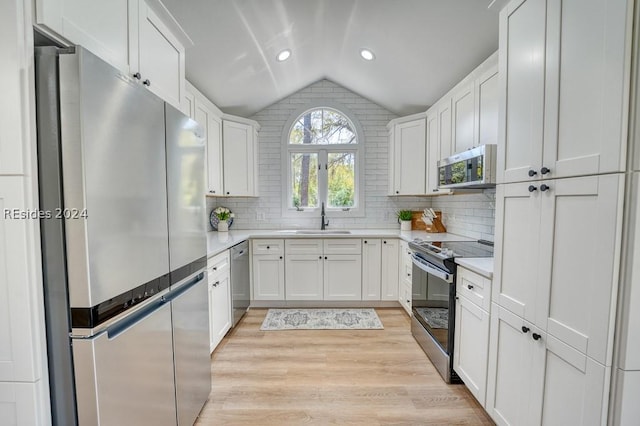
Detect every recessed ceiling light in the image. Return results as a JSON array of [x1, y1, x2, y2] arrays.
[[276, 49, 291, 62], [360, 49, 375, 61]]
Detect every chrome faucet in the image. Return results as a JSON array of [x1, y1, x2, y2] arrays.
[[321, 202, 329, 230]]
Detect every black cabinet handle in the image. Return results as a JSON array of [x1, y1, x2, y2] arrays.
[[407, 300, 410, 304], [319, 256, 322, 259], [143, 79, 151, 86], [213, 267, 217, 271], [364, 240, 368, 244], [455, 296, 459, 300], [383, 241, 387, 244], [279, 256, 283, 260], [522, 326, 530, 333], [528, 169, 538, 177], [407, 273, 411, 277], [133, 72, 141, 80], [324, 256, 328, 260], [467, 284, 474, 289], [266, 246, 270, 249], [541, 167, 551, 175], [532, 333, 542, 341], [209, 190, 215, 194], [540, 184, 550, 192], [226, 192, 230, 195], [396, 191, 399, 194], [528, 185, 537, 192]]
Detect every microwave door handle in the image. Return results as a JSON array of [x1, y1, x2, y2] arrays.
[[411, 254, 453, 283]]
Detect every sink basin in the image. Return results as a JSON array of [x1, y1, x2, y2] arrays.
[[277, 230, 352, 235]]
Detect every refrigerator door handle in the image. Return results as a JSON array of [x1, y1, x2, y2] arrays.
[[106, 298, 168, 340], [166, 271, 206, 302]]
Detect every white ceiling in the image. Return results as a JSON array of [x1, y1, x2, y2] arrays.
[[161, 0, 503, 117]]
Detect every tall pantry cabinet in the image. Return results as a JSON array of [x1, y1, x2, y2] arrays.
[[487, 0, 633, 424]]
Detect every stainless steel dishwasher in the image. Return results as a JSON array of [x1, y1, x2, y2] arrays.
[[230, 241, 250, 326]]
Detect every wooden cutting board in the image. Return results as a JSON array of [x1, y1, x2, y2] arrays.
[[411, 211, 426, 230]]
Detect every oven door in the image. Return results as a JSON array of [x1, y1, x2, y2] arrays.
[[411, 254, 454, 354]]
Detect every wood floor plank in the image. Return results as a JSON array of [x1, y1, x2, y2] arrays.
[[196, 308, 494, 425]]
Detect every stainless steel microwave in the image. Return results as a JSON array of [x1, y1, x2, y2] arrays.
[[438, 144, 497, 189]]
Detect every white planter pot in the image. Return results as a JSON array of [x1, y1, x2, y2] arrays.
[[400, 220, 412, 231], [217, 221, 229, 232]]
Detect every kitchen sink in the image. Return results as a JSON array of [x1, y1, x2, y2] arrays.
[[277, 230, 352, 235]]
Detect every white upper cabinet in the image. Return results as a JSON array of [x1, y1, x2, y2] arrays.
[[34, 0, 132, 72], [493, 174, 624, 365], [499, 0, 631, 183], [476, 63, 499, 147], [452, 81, 476, 154], [34, 0, 190, 110], [132, 0, 185, 109], [222, 118, 259, 197], [388, 116, 426, 195]]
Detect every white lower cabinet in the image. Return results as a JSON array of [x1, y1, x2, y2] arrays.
[[398, 240, 413, 314], [486, 304, 609, 426], [362, 239, 382, 300], [252, 239, 285, 300], [324, 255, 362, 301], [454, 294, 490, 406], [381, 239, 399, 300], [207, 251, 231, 352], [285, 255, 324, 300]]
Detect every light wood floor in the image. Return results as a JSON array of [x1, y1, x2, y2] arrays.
[[196, 308, 494, 426]]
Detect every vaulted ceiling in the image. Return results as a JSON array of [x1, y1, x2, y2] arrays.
[[161, 0, 503, 117]]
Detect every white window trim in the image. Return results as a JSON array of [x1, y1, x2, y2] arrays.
[[281, 101, 365, 219]]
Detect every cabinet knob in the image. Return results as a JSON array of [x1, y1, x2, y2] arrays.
[[383, 241, 387, 244], [532, 333, 542, 341], [455, 296, 459, 300], [279, 256, 283, 260], [319, 256, 322, 259], [396, 191, 399, 194], [433, 188, 439, 192], [528, 185, 537, 193], [364, 240, 367, 244], [540, 184, 550, 192], [213, 267, 217, 271], [143, 79, 151, 86], [213, 281, 220, 287], [209, 190, 215, 194], [467, 284, 473, 290], [324, 256, 328, 260], [540, 167, 551, 175], [521, 326, 530, 333], [226, 192, 230, 195], [266, 246, 270, 249], [133, 72, 141, 80], [407, 300, 411, 304], [528, 169, 538, 177], [407, 273, 411, 277]]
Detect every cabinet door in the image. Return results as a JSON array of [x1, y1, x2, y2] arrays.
[[182, 89, 195, 119], [35, 0, 131, 73], [493, 181, 542, 323], [486, 304, 535, 426], [362, 239, 382, 300], [381, 239, 399, 301], [454, 295, 490, 407], [425, 110, 441, 194], [476, 67, 499, 147], [135, 1, 185, 109], [452, 81, 476, 154], [209, 272, 231, 352], [252, 255, 285, 300], [392, 119, 426, 195], [438, 99, 453, 161], [285, 255, 323, 300], [537, 174, 623, 364], [387, 127, 395, 195], [324, 255, 362, 301], [206, 114, 223, 195], [542, 0, 629, 178], [498, 0, 546, 183], [528, 334, 609, 426], [223, 120, 255, 196], [0, 178, 43, 382]]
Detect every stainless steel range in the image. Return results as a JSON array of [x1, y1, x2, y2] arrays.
[[408, 238, 493, 383]]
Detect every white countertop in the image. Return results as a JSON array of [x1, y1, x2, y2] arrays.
[[207, 229, 474, 257], [455, 257, 494, 279]]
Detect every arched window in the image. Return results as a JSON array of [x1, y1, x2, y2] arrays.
[[284, 105, 363, 216]]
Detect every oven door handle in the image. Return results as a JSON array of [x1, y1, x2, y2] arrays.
[[411, 254, 453, 283]]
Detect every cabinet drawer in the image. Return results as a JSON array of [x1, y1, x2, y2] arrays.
[[285, 239, 323, 255], [323, 238, 362, 255], [207, 250, 230, 275], [252, 239, 284, 255], [457, 266, 491, 312]]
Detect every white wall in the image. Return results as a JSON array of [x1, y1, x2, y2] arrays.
[[208, 78, 496, 240]]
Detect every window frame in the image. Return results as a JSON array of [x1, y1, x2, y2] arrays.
[[281, 102, 365, 219]]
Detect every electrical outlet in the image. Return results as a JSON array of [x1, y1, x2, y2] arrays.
[[256, 212, 265, 221]]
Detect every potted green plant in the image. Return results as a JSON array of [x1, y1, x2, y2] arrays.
[[397, 210, 413, 231]]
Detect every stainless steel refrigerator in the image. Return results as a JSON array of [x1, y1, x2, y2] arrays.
[[36, 46, 210, 426]]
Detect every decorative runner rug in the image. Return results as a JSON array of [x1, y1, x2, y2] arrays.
[[260, 308, 384, 330]]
